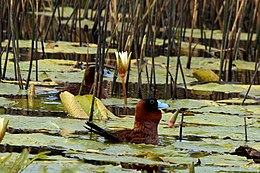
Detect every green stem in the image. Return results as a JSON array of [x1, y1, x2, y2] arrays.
[[121, 76, 127, 106]]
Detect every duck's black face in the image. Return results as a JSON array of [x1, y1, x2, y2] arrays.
[[135, 98, 162, 123], [144, 98, 159, 112]]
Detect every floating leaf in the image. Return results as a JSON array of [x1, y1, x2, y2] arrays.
[[135, 152, 164, 161], [0, 97, 16, 107]]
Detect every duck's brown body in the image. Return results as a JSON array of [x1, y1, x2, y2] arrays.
[[113, 121, 160, 145], [86, 98, 162, 145], [113, 99, 161, 144]]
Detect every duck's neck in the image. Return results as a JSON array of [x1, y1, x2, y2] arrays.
[[133, 121, 159, 145]]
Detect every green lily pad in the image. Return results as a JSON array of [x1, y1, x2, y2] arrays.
[[195, 104, 260, 116], [25, 161, 140, 173], [165, 99, 216, 110], [216, 98, 259, 105], [0, 114, 85, 133], [0, 97, 16, 107], [182, 28, 256, 41], [0, 83, 26, 96], [1, 40, 116, 55], [185, 83, 260, 98]]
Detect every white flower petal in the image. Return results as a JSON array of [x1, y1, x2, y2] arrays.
[[120, 51, 128, 66], [115, 51, 131, 75]]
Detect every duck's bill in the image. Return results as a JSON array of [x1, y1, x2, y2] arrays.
[[103, 69, 114, 78], [157, 100, 169, 109]]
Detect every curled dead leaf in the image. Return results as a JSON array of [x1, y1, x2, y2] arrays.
[[60, 91, 88, 119], [192, 68, 219, 82], [0, 118, 9, 143]]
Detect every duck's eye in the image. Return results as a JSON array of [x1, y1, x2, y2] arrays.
[[150, 99, 155, 104]]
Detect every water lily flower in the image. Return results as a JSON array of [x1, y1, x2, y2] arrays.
[[168, 109, 179, 128], [115, 51, 132, 106], [0, 118, 8, 143], [115, 51, 131, 78]]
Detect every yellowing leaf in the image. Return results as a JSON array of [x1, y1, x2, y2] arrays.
[[0, 118, 8, 143], [192, 68, 219, 82], [75, 94, 96, 117], [95, 97, 118, 120], [75, 94, 105, 121], [60, 91, 88, 119], [60, 92, 117, 121]]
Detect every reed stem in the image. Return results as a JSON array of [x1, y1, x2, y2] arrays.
[[179, 113, 184, 142], [244, 116, 248, 142]]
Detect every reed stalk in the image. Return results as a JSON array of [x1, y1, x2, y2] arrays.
[[137, 35, 146, 98], [89, 0, 102, 122], [227, 0, 247, 81], [179, 112, 184, 142], [83, 0, 90, 19], [9, 0, 23, 89], [111, 0, 122, 97], [244, 116, 248, 142], [57, 3, 62, 40], [242, 60, 260, 105], [0, 0, 3, 79], [2, 34, 11, 79], [44, 0, 59, 41], [165, 0, 174, 98], [173, 0, 187, 99], [187, 0, 198, 69], [26, 0, 36, 89], [78, 44, 89, 96], [199, 0, 204, 46], [245, 0, 258, 59], [209, 1, 215, 54], [219, 0, 232, 81], [149, 0, 157, 98]]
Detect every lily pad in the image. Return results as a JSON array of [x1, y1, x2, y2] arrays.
[[0, 97, 16, 107], [25, 161, 140, 173], [185, 83, 260, 99], [0, 83, 26, 97]]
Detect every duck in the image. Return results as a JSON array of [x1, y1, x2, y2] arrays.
[[85, 98, 168, 145], [61, 65, 113, 97]]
